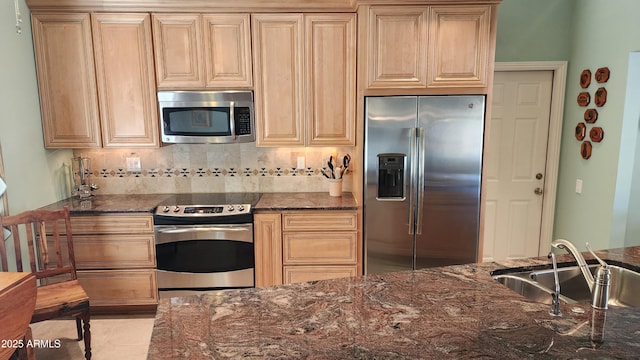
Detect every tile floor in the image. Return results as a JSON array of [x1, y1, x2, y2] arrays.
[[29, 315, 155, 360]]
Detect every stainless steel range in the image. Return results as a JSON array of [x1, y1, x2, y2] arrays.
[[153, 193, 261, 297]]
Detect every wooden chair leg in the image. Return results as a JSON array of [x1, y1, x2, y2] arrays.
[[15, 327, 36, 360], [81, 312, 91, 360], [76, 317, 83, 340]]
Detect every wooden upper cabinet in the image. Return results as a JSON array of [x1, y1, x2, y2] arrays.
[[253, 13, 356, 147], [31, 13, 102, 148], [252, 14, 305, 146], [364, 4, 494, 90], [365, 6, 428, 89], [203, 14, 253, 87], [92, 13, 159, 147], [152, 13, 252, 89], [152, 14, 204, 88], [428, 6, 492, 87], [305, 14, 356, 146]]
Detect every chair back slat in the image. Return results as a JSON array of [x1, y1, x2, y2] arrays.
[[26, 223, 38, 274], [0, 206, 77, 282], [0, 233, 7, 271], [15, 223, 26, 272]]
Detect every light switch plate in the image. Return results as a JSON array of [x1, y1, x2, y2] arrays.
[[575, 179, 583, 194], [126, 157, 141, 172]]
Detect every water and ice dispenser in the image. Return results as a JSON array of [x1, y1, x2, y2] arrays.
[[377, 154, 405, 199]]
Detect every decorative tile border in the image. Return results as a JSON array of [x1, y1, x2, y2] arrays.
[[90, 167, 347, 178]]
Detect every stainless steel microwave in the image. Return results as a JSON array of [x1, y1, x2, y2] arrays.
[[157, 90, 255, 144]]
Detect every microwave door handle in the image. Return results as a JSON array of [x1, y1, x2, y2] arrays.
[[229, 101, 237, 139]]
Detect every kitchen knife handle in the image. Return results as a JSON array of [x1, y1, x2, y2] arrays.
[[408, 128, 416, 235], [415, 128, 425, 235]]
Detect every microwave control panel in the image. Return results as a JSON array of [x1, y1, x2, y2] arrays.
[[234, 107, 252, 135]]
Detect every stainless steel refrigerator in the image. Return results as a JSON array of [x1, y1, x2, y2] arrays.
[[364, 95, 485, 274]]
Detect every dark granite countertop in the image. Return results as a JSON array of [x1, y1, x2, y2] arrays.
[[38, 194, 173, 214], [147, 247, 640, 359], [39, 192, 358, 215], [255, 192, 358, 211]]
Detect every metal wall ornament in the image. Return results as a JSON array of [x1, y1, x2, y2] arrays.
[[584, 108, 598, 123], [590, 127, 604, 142], [575, 123, 586, 141], [595, 67, 610, 83], [580, 69, 592, 88], [594, 87, 607, 107], [577, 92, 591, 106], [581, 141, 593, 160], [576, 67, 610, 159]]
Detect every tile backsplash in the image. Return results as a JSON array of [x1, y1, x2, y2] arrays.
[[71, 144, 354, 195]]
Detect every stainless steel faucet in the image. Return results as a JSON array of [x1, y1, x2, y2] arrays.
[[547, 251, 562, 316], [550, 239, 610, 309]]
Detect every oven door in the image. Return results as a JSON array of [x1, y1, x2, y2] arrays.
[[154, 223, 254, 291]]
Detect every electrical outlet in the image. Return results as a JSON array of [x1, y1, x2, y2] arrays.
[[297, 156, 305, 169], [126, 157, 141, 172]]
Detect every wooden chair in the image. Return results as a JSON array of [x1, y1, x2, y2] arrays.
[[0, 206, 91, 360]]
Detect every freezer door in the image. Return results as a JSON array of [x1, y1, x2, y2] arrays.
[[415, 96, 485, 268], [364, 96, 417, 274]]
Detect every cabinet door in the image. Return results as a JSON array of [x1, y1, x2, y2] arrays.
[[428, 6, 492, 87], [92, 13, 159, 147], [203, 14, 253, 88], [152, 14, 204, 88], [365, 6, 428, 89], [254, 213, 283, 287], [252, 14, 304, 146], [305, 14, 356, 146], [31, 13, 101, 148]]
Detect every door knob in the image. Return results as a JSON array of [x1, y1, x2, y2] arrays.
[[534, 187, 543, 195]]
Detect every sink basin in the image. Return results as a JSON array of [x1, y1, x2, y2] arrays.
[[492, 262, 640, 308]]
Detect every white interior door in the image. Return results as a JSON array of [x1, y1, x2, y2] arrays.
[[483, 70, 553, 261]]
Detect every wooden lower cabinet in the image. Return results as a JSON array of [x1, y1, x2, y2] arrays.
[[284, 266, 357, 284], [77, 269, 158, 308], [72, 234, 155, 269], [69, 214, 157, 313], [255, 210, 359, 286]]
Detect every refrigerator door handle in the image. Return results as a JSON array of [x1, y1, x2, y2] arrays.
[[415, 127, 425, 235], [408, 127, 416, 235]]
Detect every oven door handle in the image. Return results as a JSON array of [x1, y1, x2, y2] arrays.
[[154, 225, 253, 245]]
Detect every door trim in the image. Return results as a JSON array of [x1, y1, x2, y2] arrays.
[[494, 61, 567, 256]]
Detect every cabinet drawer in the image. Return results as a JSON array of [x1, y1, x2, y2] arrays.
[[284, 265, 356, 284], [70, 214, 154, 234], [74, 234, 155, 269], [283, 231, 356, 265], [282, 211, 357, 231], [77, 269, 157, 307]]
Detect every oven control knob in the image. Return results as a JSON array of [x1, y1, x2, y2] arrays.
[[162, 206, 170, 213], [173, 206, 180, 213], [227, 205, 235, 212], [238, 205, 245, 212]]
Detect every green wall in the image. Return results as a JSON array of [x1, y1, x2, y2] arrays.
[[498, 0, 640, 250], [496, 0, 573, 62], [0, 0, 72, 214], [556, 0, 640, 250]]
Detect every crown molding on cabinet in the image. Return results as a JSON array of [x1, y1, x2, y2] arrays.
[[25, 0, 501, 13]]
